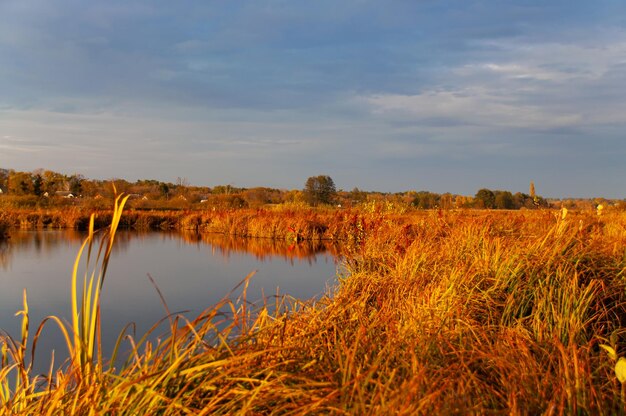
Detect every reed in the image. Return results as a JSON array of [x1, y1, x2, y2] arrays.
[[0, 205, 413, 243], [1, 206, 625, 414]]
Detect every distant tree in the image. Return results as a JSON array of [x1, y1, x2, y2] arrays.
[[109, 178, 131, 195], [69, 174, 84, 196], [303, 175, 337, 206], [350, 187, 367, 204], [42, 170, 64, 194], [282, 190, 306, 205], [243, 187, 270, 208], [261, 188, 284, 204], [175, 177, 190, 198], [529, 180, 541, 208], [159, 183, 170, 199], [494, 191, 514, 209], [33, 174, 44, 196], [0, 168, 8, 192], [512, 192, 529, 209], [212, 194, 248, 209], [213, 184, 241, 195], [454, 195, 473, 208], [78, 179, 99, 198], [475, 188, 495, 209], [411, 191, 440, 209], [440, 193, 454, 210], [8, 171, 33, 195]]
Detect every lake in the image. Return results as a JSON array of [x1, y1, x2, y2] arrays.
[[0, 230, 340, 372]]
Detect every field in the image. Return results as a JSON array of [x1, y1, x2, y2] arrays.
[[1, 202, 626, 414]]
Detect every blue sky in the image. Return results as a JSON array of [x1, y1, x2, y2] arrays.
[[1, 1, 625, 197]]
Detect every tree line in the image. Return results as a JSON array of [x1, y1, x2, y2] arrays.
[[0, 168, 620, 211]]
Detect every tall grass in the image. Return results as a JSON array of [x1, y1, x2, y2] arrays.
[[1, 206, 625, 414], [0, 204, 415, 242], [0, 192, 129, 413]]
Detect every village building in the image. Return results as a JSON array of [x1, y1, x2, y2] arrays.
[[54, 191, 75, 198]]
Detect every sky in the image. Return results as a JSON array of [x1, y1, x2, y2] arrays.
[[1, 1, 625, 198]]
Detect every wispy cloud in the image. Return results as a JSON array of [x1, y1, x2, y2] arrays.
[[362, 32, 626, 132], [363, 89, 582, 130]]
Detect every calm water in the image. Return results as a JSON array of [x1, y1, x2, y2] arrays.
[[0, 230, 340, 371]]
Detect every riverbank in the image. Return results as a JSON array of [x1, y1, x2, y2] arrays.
[[0, 205, 412, 241], [1, 208, 626, 413]]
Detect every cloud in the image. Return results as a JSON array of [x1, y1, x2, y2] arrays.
[[363, 88, 584, 130], [0, 104, 337, 182], [0, 133, 54, 154], [458, 63, 570, 82], [362, 31, 626, 132]]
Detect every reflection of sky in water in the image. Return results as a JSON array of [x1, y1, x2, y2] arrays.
[[0, 230, 339, 372]]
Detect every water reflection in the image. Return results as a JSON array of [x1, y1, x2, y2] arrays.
[[0, 239, 9, 270], [0, 229, 85, 270], [0, 230, 339, 374], [181, 231, 343, 265], [1, 229, 343, 270]]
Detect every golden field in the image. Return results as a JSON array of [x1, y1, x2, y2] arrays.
[[1, 202, 626, 414]]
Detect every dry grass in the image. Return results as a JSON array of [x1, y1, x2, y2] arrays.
[[1, 206, 626, 414], [0, 207, 85, 230], [0, 205, 412, 242]]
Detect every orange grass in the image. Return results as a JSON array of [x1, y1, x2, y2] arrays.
[[0, 205, 413, 241], [1, 206, 626, 414]]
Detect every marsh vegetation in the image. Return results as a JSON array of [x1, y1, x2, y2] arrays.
[[1, 195, 626, 414]]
